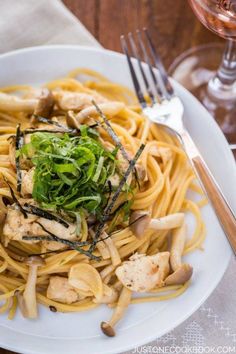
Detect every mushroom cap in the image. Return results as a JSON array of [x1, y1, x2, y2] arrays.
[[165, 263, 193, 285], [25, 256, 46, 266], [101, 321, 116, 337], [135, 164, 146, 182], [34, 88, 54, 118], [129, 211, 151, 239]]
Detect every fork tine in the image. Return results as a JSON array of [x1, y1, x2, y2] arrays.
[[120, 35, 147, 108], [136, 29, 164, 101], [144, 28, 174, 98], [127, 32, 156, 104]]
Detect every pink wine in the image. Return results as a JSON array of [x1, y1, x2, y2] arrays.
[[189, 0, 236, 40]]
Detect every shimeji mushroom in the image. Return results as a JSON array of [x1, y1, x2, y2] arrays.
[[102, 232, 121, 267], [89, 229, 110, 260], [135, 163, 147, 182], [54, 91, 107, 111], [101, 286, 132, 337], [33, 88, 54, 118], [165, 223, 193, 285], [18, 256, 45, 318], [0, 92, 37, 113], [76, 101, 125, 121], [66, 110, 81, 130], [129, 210, 185, 239]]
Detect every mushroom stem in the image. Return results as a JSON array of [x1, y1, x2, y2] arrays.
[[103, 232, 121, 266], [77, 102, 125, 121], [130, 211, 184, 239], [149, 213, 185, 231], [101, 287, 131, 337], [0, 92, 37, 113], [20, 256, 45, 319], [169, 222, 187, 271], [165, 264, 193, 285], [89, 229, 110, 260], [96, 239, 110, 260], [165, 223, 193, 285], [22, 265, 38, 318], [66, 110, 81, 130]]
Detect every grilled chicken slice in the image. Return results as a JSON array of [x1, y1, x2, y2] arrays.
[[39, 218, 77, 251], [3, 208, 40, 246], [3, 203, 77, 249], [115, 252, 170, 292], [47, 276, 81, 304]]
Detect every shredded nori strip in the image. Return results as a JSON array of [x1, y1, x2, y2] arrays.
[[108, 200, 129, 218], [23, 203, 69, 228], [22, 234, 90, 247], [24, 128, 79, 135], [35, 114, 99, 130], [92, 100, 140, 188], [34, 222, 100, 260], [22, 235, 54, 242], [4, 179, 28, 218], [88, 123, 99, 129], [28, 115, 99, 134], [89, 143, 145, 252], [92, 100, 130, 162], [33, 115, 67, 128], [15, 124, 24, 193], [96, 213, 147, 243]]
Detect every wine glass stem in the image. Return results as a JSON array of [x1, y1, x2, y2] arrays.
[[207, 40, 236, 100]]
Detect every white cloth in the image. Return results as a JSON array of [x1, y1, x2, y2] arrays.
[[0, 0, 100, 54], [0, 1, 235, 352]]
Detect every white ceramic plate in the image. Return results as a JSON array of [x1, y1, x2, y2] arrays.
[[0, 46, 235, 354]]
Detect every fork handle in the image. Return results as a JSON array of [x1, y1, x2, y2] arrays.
[[180, 131, 236, 254]]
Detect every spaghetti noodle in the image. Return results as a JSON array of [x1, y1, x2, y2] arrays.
[[0, 68, 206, 336]]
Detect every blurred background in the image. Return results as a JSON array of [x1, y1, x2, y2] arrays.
[[63, 0, 224, 67]]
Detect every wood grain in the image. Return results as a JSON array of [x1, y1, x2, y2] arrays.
[[0, 1, 228, 354], [64, 0, 223, 68]]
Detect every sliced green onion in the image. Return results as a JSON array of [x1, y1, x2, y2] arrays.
[[92, 156, 104, 182]]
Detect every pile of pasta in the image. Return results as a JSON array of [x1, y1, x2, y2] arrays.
[[0, 68, 207, 336]]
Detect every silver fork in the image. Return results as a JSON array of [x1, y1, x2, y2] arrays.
[[121, 28, 236, 254]]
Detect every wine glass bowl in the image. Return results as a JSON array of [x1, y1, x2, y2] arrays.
[[188, 0, 236, 40], [169, 0, 236, 148]]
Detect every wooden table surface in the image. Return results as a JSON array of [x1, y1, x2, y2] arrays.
[[0, 1, 227, 354]]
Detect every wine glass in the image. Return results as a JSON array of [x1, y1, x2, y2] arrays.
[[169, 0, 236, 148]]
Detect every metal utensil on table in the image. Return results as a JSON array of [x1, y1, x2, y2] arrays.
[[120, 28, 236, 254]]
